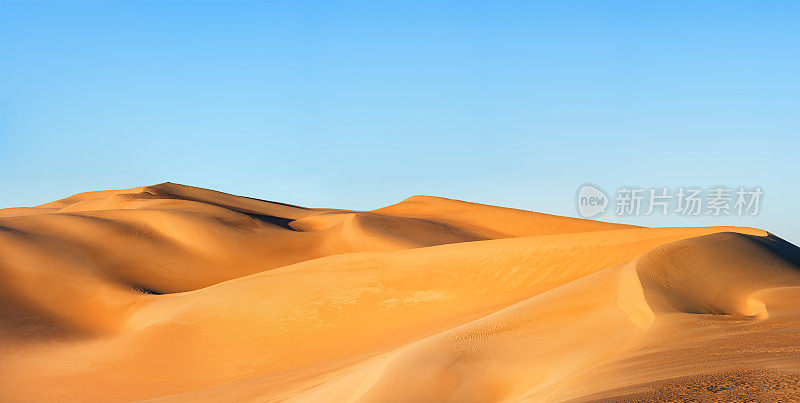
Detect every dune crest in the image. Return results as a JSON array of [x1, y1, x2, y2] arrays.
[[1, 183, 798, 402]]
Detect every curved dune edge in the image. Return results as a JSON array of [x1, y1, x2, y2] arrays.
[[1, 183, 799, 402]]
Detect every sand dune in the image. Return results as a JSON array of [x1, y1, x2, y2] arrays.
[[1, 183, 799, 401]]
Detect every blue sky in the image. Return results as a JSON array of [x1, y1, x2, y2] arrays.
[[1, 1, 799, 243]]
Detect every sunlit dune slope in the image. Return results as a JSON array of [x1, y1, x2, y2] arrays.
[[376, 194, 632, 237], [1, 183, 798, 402]]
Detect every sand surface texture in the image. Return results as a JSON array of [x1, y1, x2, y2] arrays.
[[2, 183, 799, 401]]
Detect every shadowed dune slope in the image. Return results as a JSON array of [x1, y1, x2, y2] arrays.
[[1, 183, 798, 402]]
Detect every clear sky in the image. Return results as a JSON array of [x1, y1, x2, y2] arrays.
[[1, 1, 799, 243]]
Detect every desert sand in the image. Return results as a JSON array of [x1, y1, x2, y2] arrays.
[[1, 183, 799, 401]]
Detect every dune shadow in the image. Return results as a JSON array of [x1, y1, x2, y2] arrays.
[[747, 233, 800, 268], [239, 212, 296, 231], [126, 284, 163, 295], [238, 195, 312, 211]]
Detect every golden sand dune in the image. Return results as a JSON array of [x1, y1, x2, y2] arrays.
[[1, 183, 798, 401]]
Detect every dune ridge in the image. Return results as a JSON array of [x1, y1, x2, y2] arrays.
[[1, 183, 798, 402]]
